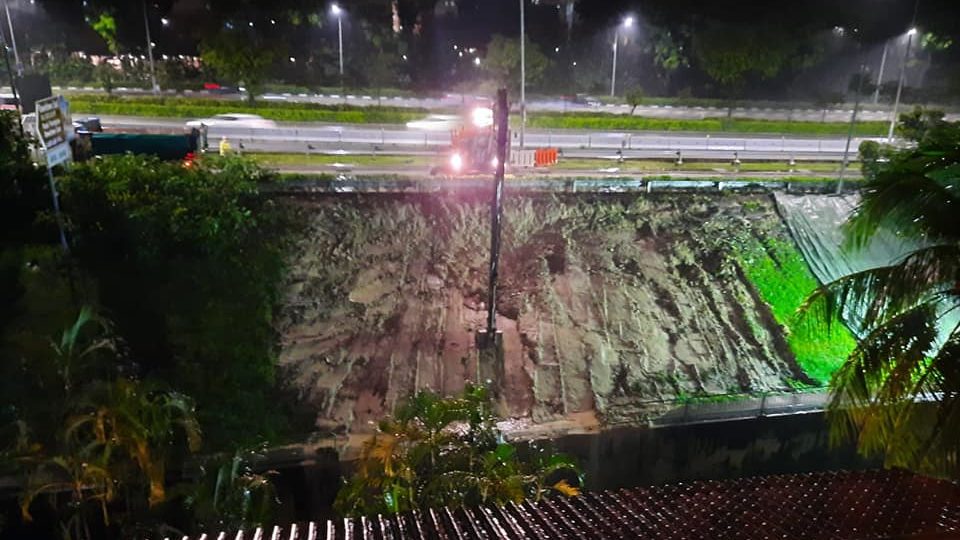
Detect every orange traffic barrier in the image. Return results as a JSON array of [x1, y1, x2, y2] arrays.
[[534, 148, 559, 167]]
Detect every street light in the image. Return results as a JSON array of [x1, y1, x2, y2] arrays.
[[610, 16, 634, 97], [519, 0, 526, 148], [331, 3, 344, 80], [142, 0, 159, 94], [888, 27, 918, 141], [3, 0, 23, 76]]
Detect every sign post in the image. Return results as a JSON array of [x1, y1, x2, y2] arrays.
[[35, 95, 71, 252]]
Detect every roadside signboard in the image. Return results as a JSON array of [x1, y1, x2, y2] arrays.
[[35, 95, 72, 167], [34, 95, 71, 251]]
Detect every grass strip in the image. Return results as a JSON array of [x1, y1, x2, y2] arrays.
[[69, 96, 428, 124], [527, 112, 886, 136]]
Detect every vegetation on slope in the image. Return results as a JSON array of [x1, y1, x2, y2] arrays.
[[728, 229, 856, 385]]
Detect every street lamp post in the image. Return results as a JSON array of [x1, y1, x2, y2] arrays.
[[610, 16, 633, 97], [887, 27, 917, 141], [332, 4, 344, 81], [142, 0, 159, 94], [2, 0, 21, 76], [519, 0, 526, 148], [839, 62, 866, 194], [873, 41, 888, 104], [0, 13, 22, 136]]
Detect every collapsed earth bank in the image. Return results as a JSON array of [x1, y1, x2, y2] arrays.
[[276, 193, 816, 436]]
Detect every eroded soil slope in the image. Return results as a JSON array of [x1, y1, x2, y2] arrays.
[[276, 194, 809, 435]]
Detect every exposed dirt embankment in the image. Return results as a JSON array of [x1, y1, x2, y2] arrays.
[[276, 194, 806, 436]]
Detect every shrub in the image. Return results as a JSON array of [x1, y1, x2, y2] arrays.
[[60, 155, 301, 449]]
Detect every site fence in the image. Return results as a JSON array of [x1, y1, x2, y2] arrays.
[[269, 177, 857, 195]]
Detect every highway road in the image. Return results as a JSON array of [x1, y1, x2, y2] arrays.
[[38, 85, 959, 123], [101, 115, 877, 162]]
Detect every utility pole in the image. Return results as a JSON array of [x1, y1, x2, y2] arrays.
[[519, 0, 526, 148], [873, 41, 888, 104], [888, 0, 920, 141], [476, 89, 509, 391], [0, 14, 22, 137], [610, 36, 618, 97], [332, 5, 344, 78], [610, 17, 633, 97], [3, 0, 21, 76], [887, 29, 915, 141], [839, 62, 866, 194], [142, 0, 159, 94]]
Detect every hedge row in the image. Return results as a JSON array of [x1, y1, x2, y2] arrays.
[[527, 113, 888, 136], [70, 98, 426, 124]]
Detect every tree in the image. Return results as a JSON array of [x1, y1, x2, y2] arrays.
[[896, 107, 947, 143], [691, 22, 804, 94], [335, 385, 581, 517], [483, 35, 549, 91], [200, 31, 276, 104], [626, 88, 645, 115], [60, 155, 297, 449], [805, 119, 960, 478], [90, 13, 119, 56], [648, 28, 690, 91], [362, 27, 408, 105]]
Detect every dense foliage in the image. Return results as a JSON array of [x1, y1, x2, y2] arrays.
[[1, 115, 293, 535], [812, 112, 960, 477], [58, 155, 299, 450], [335, 385, 582, 517]]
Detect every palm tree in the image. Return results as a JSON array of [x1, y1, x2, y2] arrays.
[[806, 119, 960, 477]]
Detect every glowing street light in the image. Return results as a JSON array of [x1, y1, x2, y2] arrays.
[[142, 0, 159, 94], [611, 16, 634, 96], [331, 3, 344, 78], [888, 25, 920, 140], [160, 17, 170, 26]]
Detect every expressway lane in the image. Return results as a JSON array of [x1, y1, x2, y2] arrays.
[[47, 86, 959, 123], [99, 115, 876, 162]]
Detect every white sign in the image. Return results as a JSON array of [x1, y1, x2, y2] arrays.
[[35, 95, 72, 167]]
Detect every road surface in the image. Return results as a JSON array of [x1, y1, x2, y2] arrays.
[[100, 115, 877, 162]]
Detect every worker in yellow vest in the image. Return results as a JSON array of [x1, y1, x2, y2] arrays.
[[219, 136, 232, 156]]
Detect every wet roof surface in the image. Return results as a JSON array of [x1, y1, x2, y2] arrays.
[[183, 469, 960, 540]]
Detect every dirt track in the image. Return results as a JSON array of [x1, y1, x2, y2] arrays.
[[276, 194, 808, 437]]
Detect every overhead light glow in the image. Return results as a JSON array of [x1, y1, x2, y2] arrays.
[[471, 107, 494, 128], [450, 153, 463, 171]]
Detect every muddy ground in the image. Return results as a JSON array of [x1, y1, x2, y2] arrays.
[[276, 193, 808, 437]]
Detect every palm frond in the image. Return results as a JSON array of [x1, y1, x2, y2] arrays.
[[846, 147, 960, 249], [800, 244, 960, 333]]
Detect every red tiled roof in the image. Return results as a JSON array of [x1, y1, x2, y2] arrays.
[[181, 469, 960, 540]]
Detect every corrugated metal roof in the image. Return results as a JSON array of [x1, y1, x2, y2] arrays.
[[175, 469, 960, 540]]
